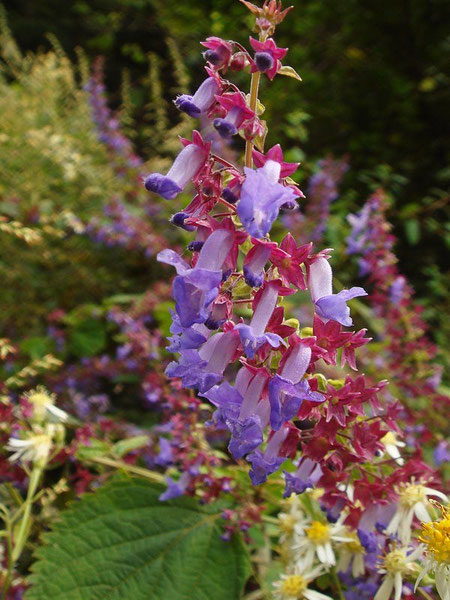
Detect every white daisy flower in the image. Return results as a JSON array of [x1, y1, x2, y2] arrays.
[[293, 517, 352, 569], [6, 424, 61, 467], [387, 480, 448, 544], [415, 505, 450, 600], [374, 545, 422, 600], [336, 528, 366, 578], [273, 565, 333, 600], [24, 386, 69, 424], [380, 431, 405, 465]]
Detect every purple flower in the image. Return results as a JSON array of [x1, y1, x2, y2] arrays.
[[309, 257, 367, 326], [158, 229, 233, 328], [144, 132, 209, 199], [155, 438, 174, 467], [389, 275, 406, 304], [243, 241, 273, 288], [201, 381, 243, 429], [166, 311, 209, 353], [175, 76, 219, 117], [269, 343, 324, 430], [167, 330, 240, 393], [434, 440, 450, 466], [228, 415, 263, 459], [283, 457, 323, 498], [236, 281, 284, 359], [237, 161, 297, 238], [247, 426, 289, 485], [159, 472, 190, 501]]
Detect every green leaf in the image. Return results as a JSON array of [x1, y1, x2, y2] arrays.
[[278, 65, 302, 81], [69, 318, 107, 357], [19, 337, 55, 360], [75, 439, 111, 461], [26, 478, 251, 600], [112, 435, 149, 457]]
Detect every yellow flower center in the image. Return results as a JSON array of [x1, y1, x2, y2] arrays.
[[306, 521, 331, 544], [398, 483, 426, 508], [420, 511, 450, 565], [281, 575, 307, 597], [383, 549, 409, 574], [26, 388, 55, 421]]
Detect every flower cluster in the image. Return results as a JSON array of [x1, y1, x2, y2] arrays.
[[346, 191, 449, 436], [85, 57, 141, 169]]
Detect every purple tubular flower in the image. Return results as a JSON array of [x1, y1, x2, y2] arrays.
[[213, 115, 238, 138], [174, 77, 219, 117], [269, 344, 324, 430], [237, 161, 297, 238], [228, 416, 263, 459], [236, 282, 284, 359], [283, 457, 323, 498], [188, 241, 204, 252], [201, 380, 243, 429], [309, 257, 367, 327], [165, 349, 221, 392], [227, 370, 268, 458], [159, 472, 190, 501], [243, 244, 272, 288], [144, 143, 207, 199], [247, 426, 289, 485], [168, 330, 240, 393], [170, 212, 195, 231], [166, 310, 209, 353], [158, 229, 233, 328]]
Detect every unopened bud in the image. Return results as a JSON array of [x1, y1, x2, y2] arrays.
[[230, 52, 248, 72]]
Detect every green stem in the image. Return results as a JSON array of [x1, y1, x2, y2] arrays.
[[330, 567, 345, 600], [87, 455, 165, 483], [418, 589, 435, 600], [0, 521, 13, 600], [245, 70, 261, 168], [11, 465, 42, 563]]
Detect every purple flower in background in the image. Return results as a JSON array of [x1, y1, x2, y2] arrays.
[[389, 276, 406, 304], [159, 472, 191, 501], [175, 76, 220, 117], [309, 257, 367, 326], [306, 157, 349, 242], [145, 131, 210, 199], [269, 342, 324, 430], [237, 160, 297, 238], [434, 440, 450, 466], [154, 438, 174, 467], [236, 281, 284, 358]]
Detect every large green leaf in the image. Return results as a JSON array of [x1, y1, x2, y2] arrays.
[[26, 478, 251, 600]]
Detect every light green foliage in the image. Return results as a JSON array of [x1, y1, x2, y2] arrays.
[[26, 478, 251, 600], [0, 14, 187, 334]]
